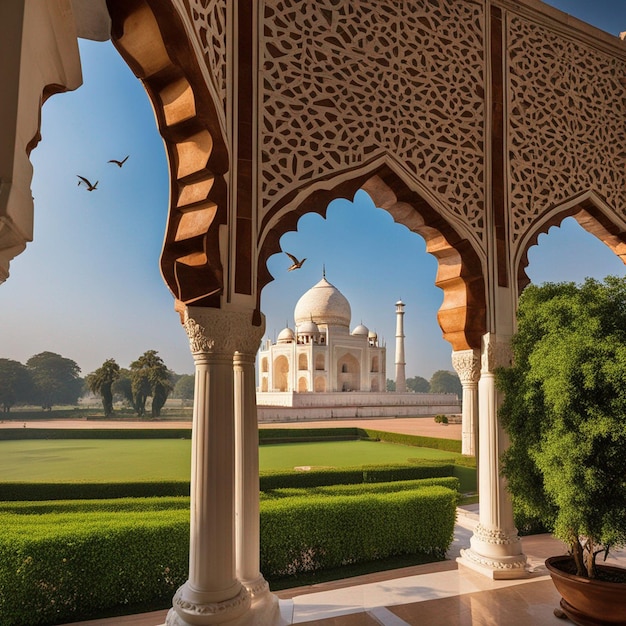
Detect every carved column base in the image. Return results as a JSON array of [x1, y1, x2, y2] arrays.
[[164, 582, 250, 625], [457, 524, 528, 580]]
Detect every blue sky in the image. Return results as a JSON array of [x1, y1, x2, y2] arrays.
[[1, 1, 625, 379]]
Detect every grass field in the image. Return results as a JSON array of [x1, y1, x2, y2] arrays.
[[0, 439, 461, 482]]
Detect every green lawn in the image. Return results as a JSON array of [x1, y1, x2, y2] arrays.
[[0, 439, 460, 482]]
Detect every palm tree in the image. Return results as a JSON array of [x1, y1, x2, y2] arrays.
[[86, 359, 120, 417], [129, 350, 172, 418]]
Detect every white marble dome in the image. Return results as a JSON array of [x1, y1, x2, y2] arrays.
[[294, 277, 351, 328], [352, 323, 369, 336], [277, 327, 295, 343], [298, 319, 319, 334]]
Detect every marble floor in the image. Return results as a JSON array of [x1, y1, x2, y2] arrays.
[[64, 505, 626, 626]]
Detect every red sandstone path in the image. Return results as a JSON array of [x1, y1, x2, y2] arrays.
[[0, 416, 461, 441]]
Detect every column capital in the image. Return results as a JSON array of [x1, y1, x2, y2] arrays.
[[451, 348, 481, 384], [182, 307, 265, 356], [481, 333, 512, 372]]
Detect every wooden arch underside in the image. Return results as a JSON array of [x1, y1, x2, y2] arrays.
[[107, 0, 229, 308]]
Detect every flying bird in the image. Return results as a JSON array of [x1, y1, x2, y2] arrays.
[[285, 252, 306, 271], [108, 155, 129, 168], [76, 175, 98, 191]]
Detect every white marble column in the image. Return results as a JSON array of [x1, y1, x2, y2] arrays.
[[165, 307, 251, 626], [233, 313, 279, 624], [457, 333, 528, 579], [451, 349, 480, 457]]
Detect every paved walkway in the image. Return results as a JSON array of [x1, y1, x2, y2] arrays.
[[60, 504, 626, 626], [0, 416, 461, 440]]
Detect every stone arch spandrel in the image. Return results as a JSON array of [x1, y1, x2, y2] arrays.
[[107, 0, 229, 308], [258, 166, 486, 352], [506, 9, 626, 249], [260, 0, 487, 240], [516, 192, 626, 293]]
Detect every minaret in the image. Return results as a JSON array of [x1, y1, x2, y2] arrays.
[[395, 300, 406, 392]]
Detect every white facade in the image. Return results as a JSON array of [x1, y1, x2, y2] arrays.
[[258, 276, 386, 395]]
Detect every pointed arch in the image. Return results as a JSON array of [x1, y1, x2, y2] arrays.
[[257, 161, 486, 351], [515, 190, 626, 294]]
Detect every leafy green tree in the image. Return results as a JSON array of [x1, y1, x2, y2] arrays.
[[0, 359, 33, 412], [429, 370, 462, 396], [26, 351, 82, 410], [406, 376, 430, 393], [498, 277, 626, 578], [129, 350, 173, 418], [172, 374, 195, 403], [86, 359, 120, 417], [386, 378, 396, 391], [112, 368, 134, 408]]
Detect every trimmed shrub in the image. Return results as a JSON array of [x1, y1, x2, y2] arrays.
[[260, 476, 461, 500], [361, 429, 461, 453], [260, 486, 457, 578], [259, 462, 455, 491], [0, 509, 189, 626], [0, 429, 192, 441], [0, 481, 190, 501], [258, 427, 367, 444]]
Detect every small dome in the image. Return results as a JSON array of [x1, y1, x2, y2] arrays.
[[368, 330, 378, 338], [352, 324, 369, 336], [298, 320, 319, 334], [294, 277, 351, 327], [277, 327, 295, 343]]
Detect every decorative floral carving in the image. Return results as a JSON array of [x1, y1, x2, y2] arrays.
[[451, 349, 481, 384], [184, 308, 265, 356], [507, 15, 626, 246], [260, 0, 486, 241], [169, 584, 250, 621]]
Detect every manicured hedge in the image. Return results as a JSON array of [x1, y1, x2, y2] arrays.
[[0, 481, 191, 501], [362, 429, 462, 453], [0, 509, 189, 626], [259, 462, 455, 490], [258, 427, 367, 443], [0, 428, 192, 441], [260, 476, 461, 500], [260, 486, 457, 578], [0, 486, 457, 625]]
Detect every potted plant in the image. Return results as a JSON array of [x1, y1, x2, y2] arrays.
[[497, 278, 626, 625]]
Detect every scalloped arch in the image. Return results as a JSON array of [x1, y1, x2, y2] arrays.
[[257, 163, 486, 352], [515, 190, 626, 294]]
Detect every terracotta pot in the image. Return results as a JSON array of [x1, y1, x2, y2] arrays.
[[546, 555, 626, 626]]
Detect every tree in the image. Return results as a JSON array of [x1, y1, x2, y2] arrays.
[[112, 368, 134, 408], [406, 376, 430, 393], [429, 370, 462, 396], [498, 278, 626, 578], [172, 374, 195, 403], [26, 351, 82, 410], [0, 359, 33, 412], [129, 350, 173, 418], [86, 359, 120, 417], [386, 378, 396, 391]]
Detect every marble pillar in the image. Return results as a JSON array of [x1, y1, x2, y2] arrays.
[[451, 349, 480, 457], [165, 307, 252, 626], [457, 333, 528, 579], [233, 316, 280, 623]]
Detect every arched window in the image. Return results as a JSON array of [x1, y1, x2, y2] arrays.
[[298, 376, 308, 392], [273, 355, 289, 392], [315, 353, 325, 370], [298, 353, 308, 370], [341, 363, 348, 373], [261, 357, 269, 373], [314, 376, 326, 392], [371, 356, 379, 372]]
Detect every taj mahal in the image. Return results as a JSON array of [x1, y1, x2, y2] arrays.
[[256, 273, 461, 422]]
